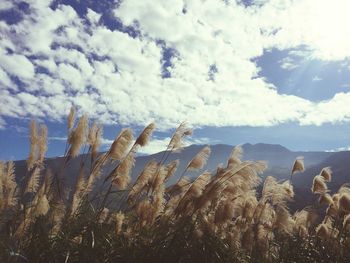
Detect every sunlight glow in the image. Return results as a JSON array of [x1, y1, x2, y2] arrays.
[[307, 0, 350, 60]]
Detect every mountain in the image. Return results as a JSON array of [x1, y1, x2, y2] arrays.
[[293, 151, 350, 190], [131, 143, 333, 184], [13, 143, 336, 184], [12, 143, 350, 212]]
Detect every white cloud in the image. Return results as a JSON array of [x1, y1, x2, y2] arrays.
[[97, 137, 175, 155], [1, 0, 350, 132], [0, 52, 35, 79], [56, 63, 84, 92], [0, 67, 14, 89], [86, 9, 101, 25], [0, 0, 13, 10], [21, 4, 77, 54], [327, 146, 350, 152], [299, 92, 350, 125], [279, 57, 299, 70], [49, 136, 67, 141], [136, 136, 212, 155], [258, 0, 350, 60], [49, 134, 211, 155], [312, 76, 322, 82]]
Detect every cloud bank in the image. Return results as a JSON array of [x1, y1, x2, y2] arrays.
[[1, 0, 350, 131], [49, 134, 212, 155]]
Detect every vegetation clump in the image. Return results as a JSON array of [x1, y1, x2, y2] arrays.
[[1, 109, 350, 262]]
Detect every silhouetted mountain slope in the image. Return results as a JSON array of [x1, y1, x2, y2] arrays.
[[293, 151, 350, 190], [12, 143, 350, 211], [13, 143, 335, 184]]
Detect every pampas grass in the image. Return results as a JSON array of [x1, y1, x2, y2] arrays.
[[311, 175, 328, 194], [187, 146, 211, 171], [67, 106, 76, 131], [25, 166, 41, 193], [168, 122, 192, 152], [135, 123, 155, 147], [68, 114, 88, 158], [87, 122, 102, 161], [1, 112, 350, 263], [27, 120, 38, 171], [0, 161, 18, 210], [38, 124, 48, 165], [109, 128, 133, 161], [320, 166, 332, 182], [112, 152, 135, 190], [165, 159, 179, 181], [339, 193, 350, 213], [319, 193, 333, 205], [291, 156, 305, 175]]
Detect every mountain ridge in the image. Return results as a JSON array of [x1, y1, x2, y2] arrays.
[[11, 143, 349, 184]]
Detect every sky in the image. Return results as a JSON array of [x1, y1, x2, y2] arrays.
[[1, 0, 350, 160]]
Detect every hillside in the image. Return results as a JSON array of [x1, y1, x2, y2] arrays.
[[13, 143, 343, 187]]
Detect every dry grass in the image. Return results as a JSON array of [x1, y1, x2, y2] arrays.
[[1, 111, 350, 263]]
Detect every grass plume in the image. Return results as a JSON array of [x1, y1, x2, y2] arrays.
[[1, 113, 350, 262]]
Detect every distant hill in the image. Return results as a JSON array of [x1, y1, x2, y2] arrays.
[[13, 143, 339, 184], [132, 143, 333, 184], [12, 143, 350, 210], [293, 151, 350, 190]]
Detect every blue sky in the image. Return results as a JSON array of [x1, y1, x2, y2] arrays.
[[1, 0, 350, 160]]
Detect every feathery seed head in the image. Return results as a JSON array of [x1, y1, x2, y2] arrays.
[[275, 206, 293, 234], [339, 193, 350, 213], [293, 209, 315, 233], [282, 180, 295, 199], [227, 145, 243, 168], [326, 204, 338, 217], [25, 167, 41, 194], [332, 193, 341, 204], [113, 152, 135, 190], [135, 123, 155, 147], [128, 160, 158, 203], [320, 167, 332, 182], [38, 124, 48, 165], [319, 193, 333, 206], [109, 128, 133, 161], [187, 146, 211, 171], [27, 120, 39, 170], [34, 194, 50, 217], [316, 223, 329, 239], [291, 156, 304, 175], [151, 165, 167, 193], [115, 212, 125, 235], [343, 214, 350, 229], [67, 106, 76, 131], [68, 114, 88, 158], [311, 175, 328, 194], [168, 122, 192, 152], [338, 184, 350, 195], [88, 122, 103, 159], [165, 159, 179, 181]]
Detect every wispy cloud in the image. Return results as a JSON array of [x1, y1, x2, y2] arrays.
[[0, 117, 5, 130], [312, 76, 322, 82], [279, 57, 299, 71], [49, 136, 68, 141], [326, 146, 350, 152]]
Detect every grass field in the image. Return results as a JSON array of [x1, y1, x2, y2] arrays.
[[1, 108, 350, 262]]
